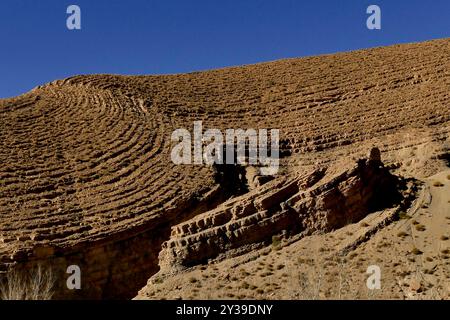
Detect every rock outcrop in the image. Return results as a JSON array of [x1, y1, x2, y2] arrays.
[[158, 156, 402, 271]]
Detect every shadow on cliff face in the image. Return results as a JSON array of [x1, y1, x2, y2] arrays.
[[315, 157, 408, 232], [213, 162, 249, 196], [358, 158, 403, 213], [437, 151, 450, 167]]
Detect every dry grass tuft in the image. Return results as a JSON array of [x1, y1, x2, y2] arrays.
[[415, 224, 426, 231]]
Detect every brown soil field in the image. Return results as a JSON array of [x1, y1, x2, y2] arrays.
[[0, 38, 449, 299]]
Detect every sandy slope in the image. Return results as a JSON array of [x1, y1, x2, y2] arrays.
[[136, 171, 450, 300]]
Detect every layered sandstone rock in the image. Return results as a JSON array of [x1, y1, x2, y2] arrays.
[[158, 157, 402, 271]]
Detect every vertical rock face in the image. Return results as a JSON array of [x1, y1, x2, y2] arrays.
[[158, 157, 402, 271], [6, 228, 171, 299]]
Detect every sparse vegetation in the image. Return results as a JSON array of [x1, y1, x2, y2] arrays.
[[348, 252, 358, 259], [360, 222, 370, 227], [0, 265, 55, 300], [415, 224, 426, 231], [240, 282, 250, 289], [398, 211, 411, 220], [424, 268, 435, 275], [154, 277, 164, 284], [272, 235, 281, 250], [215, 284, 224, 290], [433, 181, 444, 187], [188, 277, 198, 284], [240, 270, 250, 277], [260, 271, 273, 277]]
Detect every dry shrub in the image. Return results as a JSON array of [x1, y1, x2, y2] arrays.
[[0, 264, 55, 300], [433, 181, 444, 187]]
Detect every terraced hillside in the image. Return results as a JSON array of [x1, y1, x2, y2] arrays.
[[1, 38, 450, 299]]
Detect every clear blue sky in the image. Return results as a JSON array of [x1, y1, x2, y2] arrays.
[[1, 0, 449, 98]]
